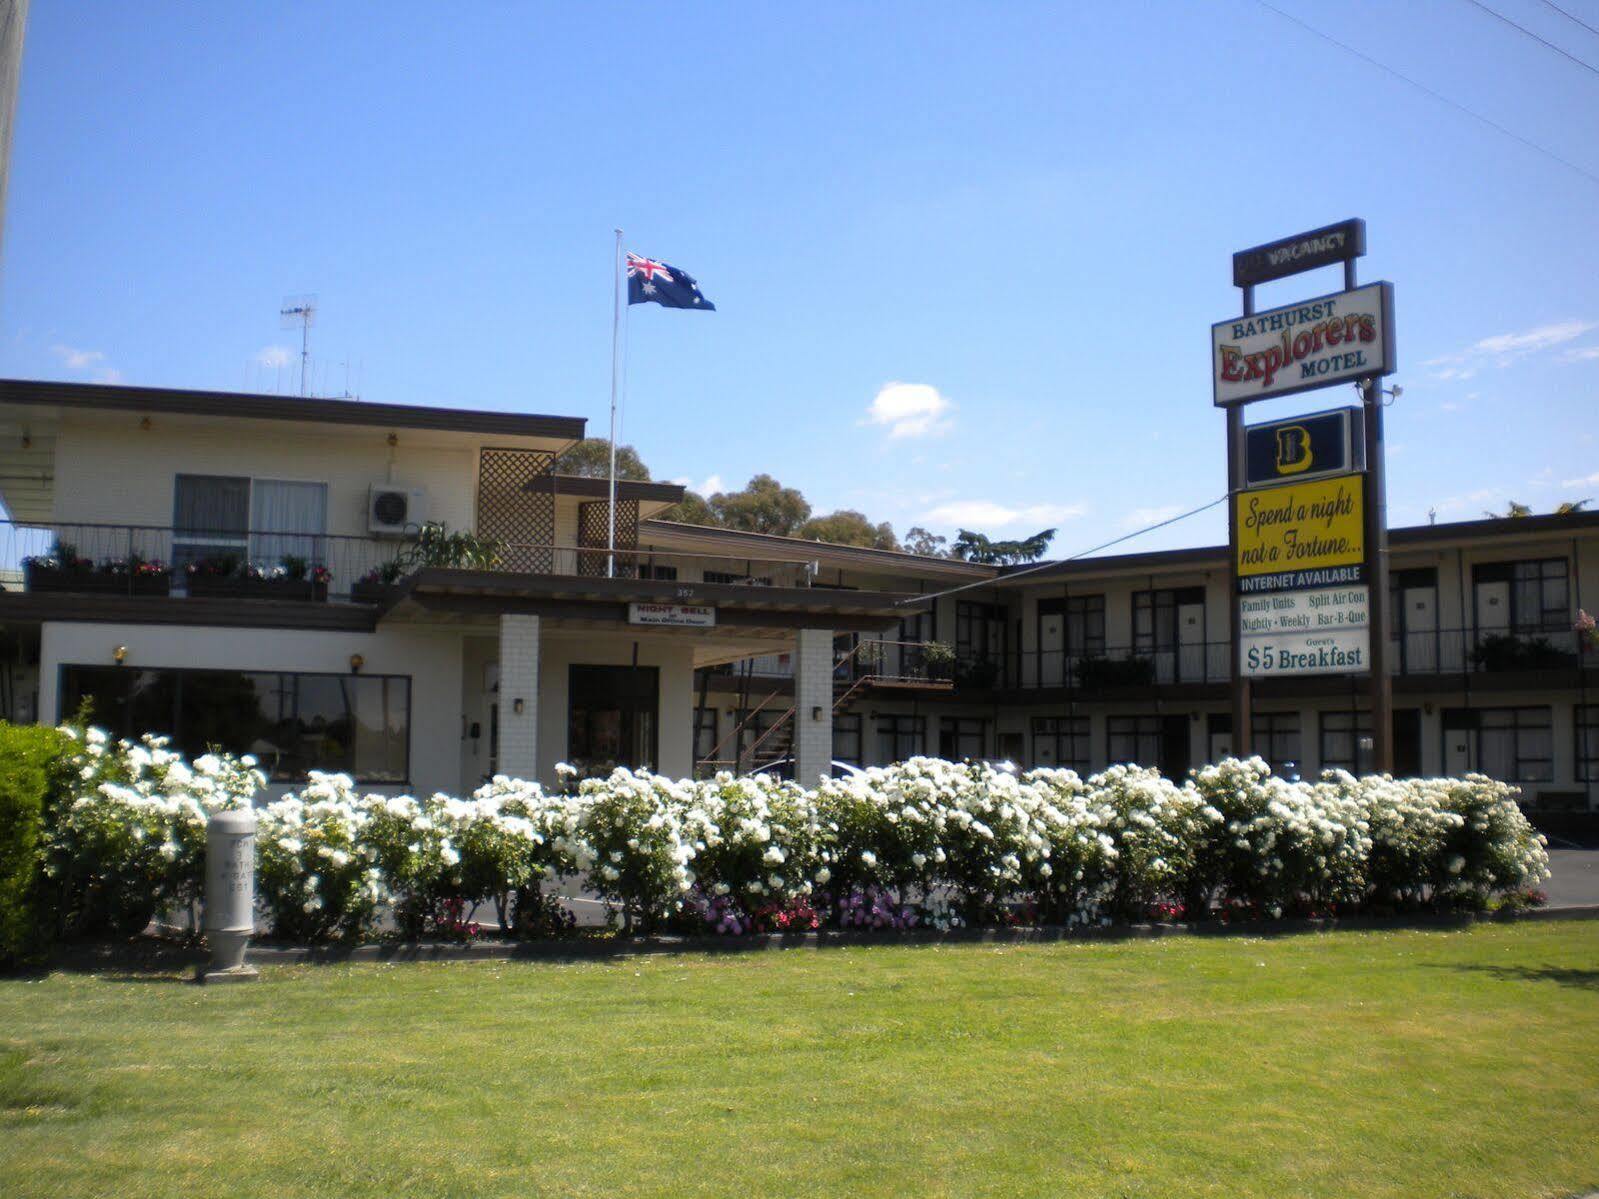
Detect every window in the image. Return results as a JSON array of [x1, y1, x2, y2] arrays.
[[1474, 559, 1569, 632], [1107, 715, 1163, 767], [172, 474, 327, 573], [1320, 711, 1373, 776], [1578, 706, 1599, 782], [704, 570, 773, 586], [877, 714, 924, 763], [1039, 594, 1105, 655], [642, 564, 679, 581], [955, 601, 1008, 686], [568, 665, 659, 777], [938, 716, 988, 761], [1032, 715, 1090, 773], [834, 713, 862, 766], [1480, 707, 1553, 782], [59, 664, 409, 782], [1252, 712, 1303, 777], [1132, 587, 1203, 652]]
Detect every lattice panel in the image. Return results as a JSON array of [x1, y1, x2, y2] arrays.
[[476, 448, 555, 574], [577, 498, 639, 577]]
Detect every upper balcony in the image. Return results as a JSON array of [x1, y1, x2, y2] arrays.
[[0, 518, 821, 605]]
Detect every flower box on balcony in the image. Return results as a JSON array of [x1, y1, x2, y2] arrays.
[[350, 580, 402, 605], [24, 562, 171, 597], [187, 576, 329, 602]]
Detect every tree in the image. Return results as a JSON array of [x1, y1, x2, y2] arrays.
[[951, 527, 1056, 565], [1485, 499, 1591, 519], [708, 474, 812, 537], [796, 510, 898, 550], [658, 490, 716, 526], [553, 438, 652, 481], [902, 526, 948, 558]]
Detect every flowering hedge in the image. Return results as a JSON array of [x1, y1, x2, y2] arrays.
[[27, 729, 1553, 944]]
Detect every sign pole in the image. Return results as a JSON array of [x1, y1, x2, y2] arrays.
[[1228, 287, 1254, 758]]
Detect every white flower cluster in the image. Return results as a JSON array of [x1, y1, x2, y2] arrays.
[[48, 726, 265, 935], [46, 734, 1552, 941]]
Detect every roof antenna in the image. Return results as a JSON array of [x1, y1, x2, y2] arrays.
[[279, 295, 317, 396]]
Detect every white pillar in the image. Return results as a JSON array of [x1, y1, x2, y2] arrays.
[[794, 628, 834, 785], [498, 614, 540, 780]]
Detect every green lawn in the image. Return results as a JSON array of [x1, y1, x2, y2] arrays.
[[2, 925, 1597, 1199]]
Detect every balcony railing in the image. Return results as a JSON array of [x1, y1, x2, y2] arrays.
[[0, 519, 818, 602]]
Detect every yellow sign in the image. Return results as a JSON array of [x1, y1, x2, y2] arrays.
[[1235, 475, 1363, 578]]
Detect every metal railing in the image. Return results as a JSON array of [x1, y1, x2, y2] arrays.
[[0, 520, 818, 601]]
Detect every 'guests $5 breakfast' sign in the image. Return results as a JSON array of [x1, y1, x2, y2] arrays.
[[1235, 475, 1364, 583], [1211, 282, 1395, 406]]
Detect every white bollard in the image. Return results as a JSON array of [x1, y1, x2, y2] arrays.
[[200, 807, 259, 984]]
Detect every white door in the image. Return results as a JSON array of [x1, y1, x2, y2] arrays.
[[1405, 587, 1439, 672], [1444, 725, 1474, 776], [1177, 601, 1206, 682], [1039, 610, 1065, 687]]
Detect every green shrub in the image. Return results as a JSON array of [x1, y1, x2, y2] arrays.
[[0, 723, 75, 966]]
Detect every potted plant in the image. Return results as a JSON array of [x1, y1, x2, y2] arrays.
[[98, 553, 173, 597], [920, 640, 956, 682], [1469, 632, 1571, 672], [186, 555, 331, 601], [1074, 655, 1157, 689], [353, 558, 407, 605], [22, 542, 98, 592]]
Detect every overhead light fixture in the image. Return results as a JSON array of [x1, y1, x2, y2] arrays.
[[349, 653, 365, 674], [113, 645, 129, 665]]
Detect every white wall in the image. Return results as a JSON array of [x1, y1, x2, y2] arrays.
[[39, 620, 467, 796]]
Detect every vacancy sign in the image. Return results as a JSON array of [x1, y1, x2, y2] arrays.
[[1212, 282, 1395, 406], [1240, 585, 1370, 677]]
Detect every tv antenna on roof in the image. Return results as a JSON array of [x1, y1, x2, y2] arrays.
[[279, 295, 317, 396]]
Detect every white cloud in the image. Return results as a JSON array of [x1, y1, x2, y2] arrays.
[[50, 344, 104, 370], [256, 345, 294, 369], [864, 381, 953, 438], [670, 473, 724, 496], [1425, 319, 1596, 379], [1562, 471, 1599, 488], [1121, 504, 1186, 530], [922, 499, 1086, 530], [1563, 345, 1599, 362]]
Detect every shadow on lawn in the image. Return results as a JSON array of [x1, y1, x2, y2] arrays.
[[1439, 964, 1599, 992]]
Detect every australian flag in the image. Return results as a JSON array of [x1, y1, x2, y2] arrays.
[[626, 252, 715, 310]]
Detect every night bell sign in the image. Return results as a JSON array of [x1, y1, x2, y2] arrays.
[[1243, 407, 1362, 489], [1212, 282, 1395, 406]]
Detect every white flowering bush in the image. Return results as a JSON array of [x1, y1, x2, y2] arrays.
[[46, 727, 264, 935], [255, 774, 384, 942], [34, 734, 1553, 943]]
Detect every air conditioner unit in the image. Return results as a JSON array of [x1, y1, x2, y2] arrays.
[[367, 484, 428, 536]]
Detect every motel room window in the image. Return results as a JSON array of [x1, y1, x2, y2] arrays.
[[1106, 714, 1191, 776], [642, 564, 679, 581], [1252, 712, 1303, 778], [833, 713, 863, 767], [59, 664, 410, 783], [1578, 706, 1599, 782], [568, 665, 659, 778], [1443, 706, 1553, 783], [1473, 559, 1569, 633], [1039, 595, 1106, 656], [1132, 588, 1204, 651], [1319, 711, 1373, 776], [938, 716, 988, 762], [1032, 715, 1090, 774], [877, 714, 924, 764], [955, 601, 1008, 687], [172, 474, 328, 572]]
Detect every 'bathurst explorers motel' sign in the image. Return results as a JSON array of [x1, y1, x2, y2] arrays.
[[1214, 218, 1394, 682]]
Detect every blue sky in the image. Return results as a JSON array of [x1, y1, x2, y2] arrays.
[[3, 1, 1596, 555]]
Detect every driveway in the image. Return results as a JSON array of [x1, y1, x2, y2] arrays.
[[1544, 849, 1599, 909]]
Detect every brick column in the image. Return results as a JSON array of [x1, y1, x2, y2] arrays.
[[498, 614, 540, 780], [794, 628, 834, 785]]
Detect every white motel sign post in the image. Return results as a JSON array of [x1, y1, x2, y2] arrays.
[[1215, 218, 1395, 769]]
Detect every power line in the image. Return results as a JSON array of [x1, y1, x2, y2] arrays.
[[1538, 0, 1599, 39], [895, 494, 1228, 607], [1459, 0, 1599, 77], [1256, 1, 1599, 187]]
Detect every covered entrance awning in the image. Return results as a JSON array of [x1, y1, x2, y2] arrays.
[[376, 568, 916, 667]]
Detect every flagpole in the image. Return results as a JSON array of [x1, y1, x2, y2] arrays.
[[607, 228, 622, 579]]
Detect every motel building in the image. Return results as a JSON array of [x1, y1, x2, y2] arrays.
[[0, 377, 1597, 816]]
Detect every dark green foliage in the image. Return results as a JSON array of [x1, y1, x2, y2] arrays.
[[0, 723, 75, 967]]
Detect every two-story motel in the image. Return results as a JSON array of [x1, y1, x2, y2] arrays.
[[1, 378, 1596, 814]]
